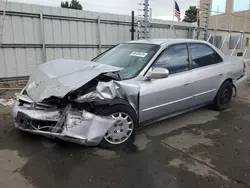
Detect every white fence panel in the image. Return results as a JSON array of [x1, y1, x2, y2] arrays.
[[0, 1, 195, 78]]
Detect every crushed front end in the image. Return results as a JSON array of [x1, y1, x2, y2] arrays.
[[11, 59, 141, 146], [12, 91, 118, 146]]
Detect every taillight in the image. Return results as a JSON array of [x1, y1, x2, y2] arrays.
[[244, 62, 246, 72]]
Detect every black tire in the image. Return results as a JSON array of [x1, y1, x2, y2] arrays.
[[94, 104, 138, 148], [214, 81, 233, 111]]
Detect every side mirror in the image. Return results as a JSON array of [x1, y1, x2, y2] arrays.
[[145, 67, 169, 80]]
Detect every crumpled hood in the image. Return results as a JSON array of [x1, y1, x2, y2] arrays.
[[26, 59, 122, 102]]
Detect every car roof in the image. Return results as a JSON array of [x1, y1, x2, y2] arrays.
[[126, 38, 209, 46], [125, 38, 224, 58]]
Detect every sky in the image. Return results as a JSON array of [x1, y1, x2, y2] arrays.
[[7, 0, 199, 21], [232, 0, 249, 12]]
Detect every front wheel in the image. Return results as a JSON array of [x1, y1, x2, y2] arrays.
[[214, 81, 233, 111], [95, 104, 138, 148]]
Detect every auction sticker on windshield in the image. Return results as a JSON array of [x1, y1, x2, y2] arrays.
[[130, 51, 148, 58]]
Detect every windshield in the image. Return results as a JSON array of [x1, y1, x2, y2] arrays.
[[93, 43, 160, 79]]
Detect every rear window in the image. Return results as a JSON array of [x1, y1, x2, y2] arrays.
[[189, 43, 223, 68]]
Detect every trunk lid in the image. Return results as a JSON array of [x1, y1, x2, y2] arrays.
[[224, 55, 245, 78]]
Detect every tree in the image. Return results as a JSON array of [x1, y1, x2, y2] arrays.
[[182, 6, 198, 23], [61, 1, 69, 8], [61, 0, 83, 10]]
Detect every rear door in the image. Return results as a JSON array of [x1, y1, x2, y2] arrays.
[[188, 43, 225, 106]]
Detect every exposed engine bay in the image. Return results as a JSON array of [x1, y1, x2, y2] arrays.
[[12, 59, 141, 146]]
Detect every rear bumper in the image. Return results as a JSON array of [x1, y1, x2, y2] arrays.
[[234, 75, 247, 93]]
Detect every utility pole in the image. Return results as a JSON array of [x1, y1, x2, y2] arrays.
[[149, 7, 152, 38], [143, 0, 149, 39], [138, 0, 150, 39], [203, 2, 210, 40], [199, 1, 210, 40]]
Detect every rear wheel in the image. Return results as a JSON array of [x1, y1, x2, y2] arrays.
[[95, 104, 137, 148], [214, 81, 233, 110]]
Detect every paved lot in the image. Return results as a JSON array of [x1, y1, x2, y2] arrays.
[[0, 87, 250, 188]]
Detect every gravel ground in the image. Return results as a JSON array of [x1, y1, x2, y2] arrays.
[[0, 80, 27, 89], [0, 87, 250, 188]]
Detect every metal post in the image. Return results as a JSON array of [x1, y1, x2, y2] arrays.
[[39, 12, 46, 63], [149, 8, 152, 39], [188, 27, 194, 39], [213, 5, 219, 46], [244, 44, 249, 57], [97, 16, 102, 54], [220, 32, 229, 50], [229, 14, 234, 51], [212, 31, 216, 45], [203, 3, 210, 41], [143, 0, 149, 38], [197, 7, 200, 27], [196, 8, 200, 39], [242, 12, 248, 51], [192, 28, 196, 39], [166, 24, 169, 38], [188, 28, 191, 39], [137, 20, 142, 39], [231, 33, 243, 56], [207, 31, 213, 42], [0, 0, 8, 47], [130, 11, 135, 40], [171, 25, 178, 38]]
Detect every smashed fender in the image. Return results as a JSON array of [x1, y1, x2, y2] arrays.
[[62, 106, 118, 145], [75, 80, 141, 112]]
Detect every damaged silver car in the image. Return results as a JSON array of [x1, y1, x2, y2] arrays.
[[12, 39, 247, 147]]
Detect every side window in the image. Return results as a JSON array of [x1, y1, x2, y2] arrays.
[[153, 44, 189, 75], [189, 43, 223, 69]]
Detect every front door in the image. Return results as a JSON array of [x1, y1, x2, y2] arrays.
[[139, 44, 193, 123]]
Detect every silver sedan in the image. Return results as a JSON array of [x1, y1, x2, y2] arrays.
[[12, 39, 247, 148]]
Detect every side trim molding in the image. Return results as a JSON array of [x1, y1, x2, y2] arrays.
[[142, 96, 192, 112]]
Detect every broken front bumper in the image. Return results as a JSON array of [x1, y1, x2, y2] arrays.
[[11, 98, 117, 146]]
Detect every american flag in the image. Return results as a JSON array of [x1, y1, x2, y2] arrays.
[[175, 1, 181, 21]]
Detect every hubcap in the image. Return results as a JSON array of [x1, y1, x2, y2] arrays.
[[104, 112, 134, 145], [220, 88, 231, 104]]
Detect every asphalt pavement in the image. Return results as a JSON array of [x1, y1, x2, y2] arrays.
[[0, 87, 250, 188]]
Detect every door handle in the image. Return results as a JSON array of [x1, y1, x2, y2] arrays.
[[184, 83, 190, 86], [218, 73, 223, 76]]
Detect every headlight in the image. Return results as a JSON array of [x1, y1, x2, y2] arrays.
[[20, 87, 26, 94], [15, 87, 27, 101], [14, 93, 19, 101]]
